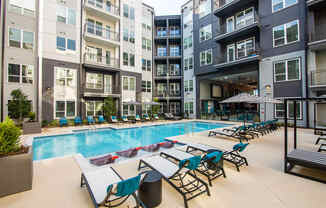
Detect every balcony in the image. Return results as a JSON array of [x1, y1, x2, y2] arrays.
[[215, 48, 260, 70], [213, 0, 258, 17], [153, 90, 182, 99], [83, 53, 120, 70], [307, 0, 326, 8], [310, 71, 326, 89], [83, 86, 121, 98], [215, 13, 259, 42], [308, 27, 326, 51], [84, 0, 120, 22], [154, 51, 181, 59], [154, 71, 182, 80], [84, 24, 120, 48]]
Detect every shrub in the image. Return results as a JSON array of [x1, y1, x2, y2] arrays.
[[0, 117, 22, 155], [28, 112, 36, 122], [48, 120, 59, 127], [103, 97, 117, 119], [7, 89, 32, 123], [42, 120, 48, 127]]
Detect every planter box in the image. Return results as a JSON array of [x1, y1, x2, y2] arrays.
[[0, 147, 33, 197], [23, 122, 41, 135]]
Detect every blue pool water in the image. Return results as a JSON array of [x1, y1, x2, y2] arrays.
[[33, 122, 230, 160]]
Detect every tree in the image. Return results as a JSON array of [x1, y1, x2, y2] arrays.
[[152, 98, 160, 116], [7, 89, 32, 123], [103, 97, 117, 119]]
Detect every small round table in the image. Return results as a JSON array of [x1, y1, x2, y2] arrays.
[[139, 171, 162, 208]]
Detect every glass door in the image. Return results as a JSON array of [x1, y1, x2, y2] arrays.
[[227, 44, 235, 62], [86, 46, 98, 62], [226, 16, 234, 33], [106, 25, 111, 40], [106, 50, 111, 65], [104, 75, 112, 94]]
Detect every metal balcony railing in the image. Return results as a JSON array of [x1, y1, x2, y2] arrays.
[[169, 90, 181, 97], [85, 24, 120, 42], [153, 90, 181, 97], [84, 53, 120, 68], [85, 0, 120, 16], [216, 46, 260, 65], [216, 12, 259, 37], [214, 0, 236, 10], [309, 25, 326, 42], [311, 71, 326, 87], [156, 27, 181, 37]]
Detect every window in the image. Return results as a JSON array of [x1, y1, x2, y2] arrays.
[[9, 0, 35, 16], [130, 78, 135, 90], [123, 4, 129, 17], [273, 20, 299, 47], [157, 65, 167, 76], [142, 81, 151, 92], [9, 28, 34, 50], [235, 7, 254, 29], [275, 102, 301, 119], [142, 81, 147, 92], [55, 68, 76, 87], [147, 81, 151, 92], [157, 47, 167, 56], [56, 37, 76, 52], [123, 105, 135, 116], [272, 0, 297, 13], [8, 64, 33, 84], [122, 77, 136, 91], [185, 102, 194, 114], [146, 39, 152, 51], [184, 57, 193, 71], [142, 38, 147, 49], [147, 60, 151, 71], [123, 28, 129, 41], [170, 46, 180, 56], [183, 36, 192, 49], [57, 5, 76, 25], [123, 52, 129, 66], [184, 59, 189, 71], [55, 101, 76, 118], [170, 64, 180, 76], [199, 0, 211, 18], [86, 101, 103, 117], [184, 81, 189, 92], [86, 73, 103, 89], [130, 31, 135, 43], [123, 77, 128, 90], [142, 59, 146, 71], [130, 54, 135, 67], [199, 24, 212, 42], [274, 58, 300, 82], [200, 49, 212, 66], [130, 7, 135, 20], [184, 80, 193, 92], [237, 38, 255, 59]]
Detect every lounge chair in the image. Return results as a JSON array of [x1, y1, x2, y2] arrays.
[[143, 114, 150, 121], [138, 155, 210, 208], [186, 142, 249, 172], [153, 114, 159, 120], [160, 149, 226, 186], [116, 147, 142, 158], [164, 113, 173, 120], [208, 126, 252, 142], [87, 116, 95, 125], [74, 116, 82, 125], [122, 115, 129, 123], [79, 165, 146, 208], [98, 115, 106, 124], [318, 144, 326, 152], [59, 117, 68, 126], [111, 116, 118, 123], [135, 115, 141, 122], [315, 135, 326, 145]]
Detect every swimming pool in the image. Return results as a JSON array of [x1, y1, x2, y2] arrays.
[[33, 122, 230, 160]]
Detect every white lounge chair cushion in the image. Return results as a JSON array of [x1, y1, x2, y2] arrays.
[[187, 143, 225, 152], [83, 168, 122, 204], [162, 149, 194, 161], [141, 155, 185, 178]]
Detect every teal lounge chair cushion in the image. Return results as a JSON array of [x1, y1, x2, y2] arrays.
[[233, 143, 249, 152], [107, 175, 141, 197], [60, 118, 67, 126], [112, 116, 117, 120], [179, 155, 201, 170], [74, 117, 82, 124], [203, 151, 223, 163]]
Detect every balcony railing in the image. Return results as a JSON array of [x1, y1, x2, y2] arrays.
[[214, 0, 236, 10], [84, 53, 120, 68], [216, 47, 260, 65], [156, 28, 181, 37], [309, 26, 326, 43], [154, 90, 181, 97], [85, 0, 120, 17], [85, 24, 120, 42], [311, 71, 326, 87], [216, 12, 259, 37], [170, 90, 181, 97]]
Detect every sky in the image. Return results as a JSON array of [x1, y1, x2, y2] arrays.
[[142, 0, 185, 15]]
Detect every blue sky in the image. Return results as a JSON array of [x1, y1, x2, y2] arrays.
[[143, 0, 185, 15]]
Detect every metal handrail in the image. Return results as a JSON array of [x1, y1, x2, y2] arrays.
[[84, 53, 120, 68]]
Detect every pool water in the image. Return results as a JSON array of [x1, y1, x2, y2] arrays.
[[33, 122, 230, 160]]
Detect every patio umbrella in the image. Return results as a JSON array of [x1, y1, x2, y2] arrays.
[[142, 101, 160, 105], [250, 96, 282, 121]]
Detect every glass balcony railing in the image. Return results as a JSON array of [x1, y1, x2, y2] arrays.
[[85, 24, 120, 42], [216, 46, 260, 65], [84, 53, 120, 68], [311, 71, 326, 87], [85, 0, 120, 17]]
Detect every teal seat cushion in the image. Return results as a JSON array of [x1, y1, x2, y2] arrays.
[[107, 174, 141, 197], [203, 151, 223, 163], [179, 156, 201, 170], [233, 143, 249, 152]]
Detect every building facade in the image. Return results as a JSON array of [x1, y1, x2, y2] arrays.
[[153, 15, 183, 115]]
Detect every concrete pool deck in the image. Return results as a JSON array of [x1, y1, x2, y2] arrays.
[[1, 121, 326, 208]]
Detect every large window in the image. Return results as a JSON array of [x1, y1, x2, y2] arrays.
[[56, 101, 76, 118], [199, 24, 212, 42], [200, 49, 212, 66], [183, 36, 193, 49], [142, 59, 151, 71], [122, 77, 136, 91], [123, 53, 135, 67], [8, 64, 33, 84], [170, 64, 180, 76], [184, 57, 193, 71], [237, 38, 255, 59], [272, 0, 297, 13], [142, 81, 152, 92], [185, 102, 194, 114], [86, 73, 103, 89], [9, 0, 35, 16], [9, 28, 34, 50], [235, 7, 254, 29], [56, 37, 76, 52], [273, 20, 299, 47], [123, 104, 135, 116], [274, 58, 300, 82], [184, 80, 194, 92], [198, 0, 211, 18], [55, 68, 76, 87], [123, 4, 134, 20], [157, 65, 167, 76], [170, 46, 180, 56], [57, 5, 76, 25], [86, 101, 103, 116], [157, 47, 167, 56], [275, 102, 302, 119]]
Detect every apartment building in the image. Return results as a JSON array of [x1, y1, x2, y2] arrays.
[[0, 0, 4, 120], [307, 0, 326, 127], [2, 0, 39, 120], [141, 4, 154, 114], [182, 1, 196, 118], [153, 15, 183, 115]]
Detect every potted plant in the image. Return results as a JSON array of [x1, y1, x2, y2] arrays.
[[7, 89, 41, 134], [0, 117, 33, 197]]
